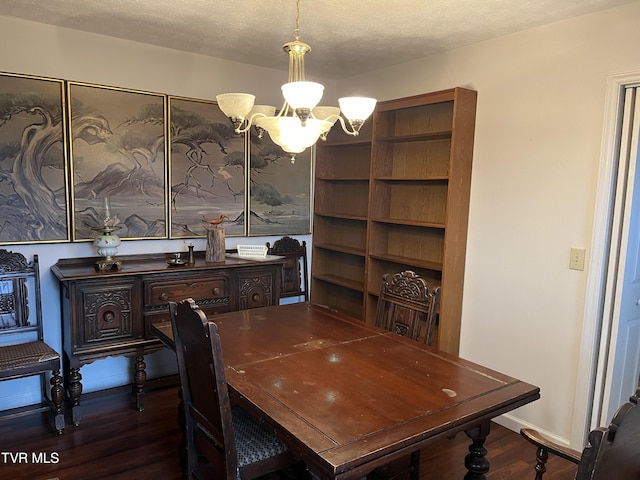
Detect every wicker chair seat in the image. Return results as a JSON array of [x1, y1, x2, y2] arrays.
[[194, 406, 289, 479], [0, 340, 60, 373], [232, 406, 289, 470]]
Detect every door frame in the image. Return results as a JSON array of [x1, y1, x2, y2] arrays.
[[571, 70, 640, 448]]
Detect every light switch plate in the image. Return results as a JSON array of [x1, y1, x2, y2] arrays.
[[569, 247, 586, 271]]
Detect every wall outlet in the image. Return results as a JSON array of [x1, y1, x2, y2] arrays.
[[569, 247, 586, 271]]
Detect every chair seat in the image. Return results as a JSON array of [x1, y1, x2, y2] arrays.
[[0, 340, 60, 373], [233, 406, 288, 468]]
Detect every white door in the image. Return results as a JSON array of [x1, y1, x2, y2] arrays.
[[601, 86, 640, 424]]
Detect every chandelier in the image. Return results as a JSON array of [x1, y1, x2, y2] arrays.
[[216, 0, 376, 162]]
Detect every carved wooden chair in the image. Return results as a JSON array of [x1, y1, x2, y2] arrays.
[[372, 270, 440, 480], [266, 236, 309, 302], [0, 249, 64, 434], [521, 385, 640, 480], [169, 298, 296, 479], [375, 270, 441, 346]]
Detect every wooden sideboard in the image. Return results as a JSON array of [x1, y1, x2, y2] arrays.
[[51, 251, 283, 425]]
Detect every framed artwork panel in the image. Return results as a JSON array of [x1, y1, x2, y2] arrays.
[[168, 96, 246, 238], [68, 82, 167, 241], [248, 131, 312, 236], [0, 72, 70, 244]]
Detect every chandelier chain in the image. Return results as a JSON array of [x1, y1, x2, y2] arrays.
[[294, 0, 301, 40]]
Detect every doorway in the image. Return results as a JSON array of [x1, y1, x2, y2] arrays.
[[571, 72, 640, 449], [599, 85, 640, 425]]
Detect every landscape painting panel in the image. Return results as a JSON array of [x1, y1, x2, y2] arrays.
[[0, 72, 69, 243], [168, 97, 245, 238], [248, 131, 312, 236], [69, 83, 167, 240]]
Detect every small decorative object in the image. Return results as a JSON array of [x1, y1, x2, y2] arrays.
[[202, 214, 229, 226], [203, 215, 228, 263], [237, 245, 269, 259], [93, 198, 122, 271], [187, 243, 195, 265], [167, 253, 186, 267]]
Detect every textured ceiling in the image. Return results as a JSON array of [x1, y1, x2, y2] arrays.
[[0, 0, 634, 78]]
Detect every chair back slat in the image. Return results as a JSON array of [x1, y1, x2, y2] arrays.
[[0, 250, 42, 338], [375, 270, 440, 346]]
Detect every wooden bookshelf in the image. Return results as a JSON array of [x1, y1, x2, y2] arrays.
[[312, 88, 476, 355], [311, 122, 372, 316]]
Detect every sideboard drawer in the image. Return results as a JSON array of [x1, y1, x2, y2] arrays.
[[144, 275, 229, 306]]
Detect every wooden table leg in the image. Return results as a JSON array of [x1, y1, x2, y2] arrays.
[[464, 420, 491, 480]]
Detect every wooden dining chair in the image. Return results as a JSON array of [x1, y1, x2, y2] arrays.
[[520, 385, 640, 480], [169, 298, 297, 480], [266, 236, 308, 302], [375, 270, 441, 346], [0, 250, 64, 434], [372, 270, 440, 480]]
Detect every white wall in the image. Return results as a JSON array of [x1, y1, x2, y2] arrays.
[[0, 16, 320, 405], [343, 2, 640, 446]]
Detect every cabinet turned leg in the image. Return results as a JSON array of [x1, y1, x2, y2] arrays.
[[464, 421, 491, 480], [67, 367, 83, 427], [50, 370, 65, 434], [134, 355, 146, 412]]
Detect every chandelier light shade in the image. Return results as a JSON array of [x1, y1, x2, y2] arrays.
[[312, 106, 341, 122], [339, 97, 378, 128], [216, 0, 376, 161], [255, 117, 331, 154], [281, 81, 324, 126], [216, 93, 255, 130], [249, 105, 277, 118]]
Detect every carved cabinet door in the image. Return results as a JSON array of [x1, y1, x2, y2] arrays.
[[236, 268, 280, 310], [73, 279, 142, 350]]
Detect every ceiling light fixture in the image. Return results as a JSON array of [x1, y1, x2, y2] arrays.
[[216, 0, 376, 162]]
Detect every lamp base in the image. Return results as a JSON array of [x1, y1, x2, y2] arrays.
[[95, 257, 122, 272]]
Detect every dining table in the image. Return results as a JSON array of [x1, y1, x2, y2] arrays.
[[151, 302, 539, 480]]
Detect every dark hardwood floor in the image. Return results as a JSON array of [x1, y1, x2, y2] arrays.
[[0, 379, 577, 480]]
